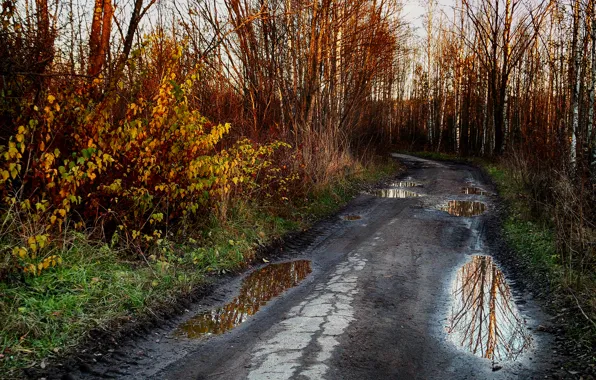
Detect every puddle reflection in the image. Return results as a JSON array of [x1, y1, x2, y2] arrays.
[[177, 260, 312, 338], [442, 200, 486, 216], [372, 189, 421, 198], [448, 256, 532, 361], [462, 187, 488, 195], [392, 181, 421, 188]]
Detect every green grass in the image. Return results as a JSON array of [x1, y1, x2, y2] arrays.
[[303, 161, 398, 220], [484, 164, 559, 273], [0, 158, 399, 377]]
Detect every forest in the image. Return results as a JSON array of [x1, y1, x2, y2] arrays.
[[0, 0, 595, 376]]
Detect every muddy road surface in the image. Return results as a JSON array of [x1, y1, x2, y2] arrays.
[[60, 154, 560, 379]]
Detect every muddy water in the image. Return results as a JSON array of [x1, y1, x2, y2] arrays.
[[448, 256, 532, 361], [372, 189, 420, 198], [442, 200, 486, 216], [462, 187, 487, 195], [342, 215, 362, 221], [176, 260, 312, 339]]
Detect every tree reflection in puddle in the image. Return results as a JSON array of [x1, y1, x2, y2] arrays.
[[461, 187, 488, 195], [442, 200, 486, 216], [176, 260, 312, 339], [391, 181, 421, 188], [372, 189, 421, 198], [448, 256, 532, 361]]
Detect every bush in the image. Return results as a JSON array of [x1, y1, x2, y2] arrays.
[[0, 45, 295, 279]]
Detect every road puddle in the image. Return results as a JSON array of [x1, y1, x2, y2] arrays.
[[342, 215, 362, 221], [442, 200, 486, 216], [448, 256, 532, 361], [372, 189, 420, 198], [176, 260, 312, 339], [392, 181, 421, 188], [462, 187, 487, 195]]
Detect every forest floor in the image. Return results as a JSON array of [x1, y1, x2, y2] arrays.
[[22, 154, 589, 380], [0, 159, 399, 379]]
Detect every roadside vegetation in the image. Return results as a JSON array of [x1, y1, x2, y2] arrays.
[[486, 158, 596, 360], [0, 0, 405, 376]]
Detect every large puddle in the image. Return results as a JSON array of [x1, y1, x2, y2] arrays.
[[448, 256, 532, 361], [176, 260, 312, 339], [442, 200, 486, 216], [372, 189, 421, 198]]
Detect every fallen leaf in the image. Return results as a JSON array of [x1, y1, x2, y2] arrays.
[[262, 258, 269, 263]]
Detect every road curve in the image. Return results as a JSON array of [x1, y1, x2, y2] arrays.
[[65, 154, 558, 380]]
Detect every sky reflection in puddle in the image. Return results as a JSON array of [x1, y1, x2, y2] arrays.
[[442, 200, 486, 216], [176, 260, 312, 339], [448, 256, 532, 361]]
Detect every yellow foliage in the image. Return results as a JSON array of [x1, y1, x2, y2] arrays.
[[0, 42, 297, 276]]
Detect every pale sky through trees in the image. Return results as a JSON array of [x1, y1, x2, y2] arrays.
[[403, 0, 454, 35]]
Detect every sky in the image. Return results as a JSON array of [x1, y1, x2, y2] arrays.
[[402, 0, 454, 36]]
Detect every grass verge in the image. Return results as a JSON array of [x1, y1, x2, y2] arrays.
[[0, 158, 399, 378]]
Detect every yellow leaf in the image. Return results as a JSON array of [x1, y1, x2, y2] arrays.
[[47, 94, 55, 104]]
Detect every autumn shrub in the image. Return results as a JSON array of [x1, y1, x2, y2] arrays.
[[0, 45, 295, 279]]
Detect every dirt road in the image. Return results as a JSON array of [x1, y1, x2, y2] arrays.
[[62, 154, 559, 379]]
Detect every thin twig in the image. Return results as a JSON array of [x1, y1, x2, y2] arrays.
[[568, 288, 596, 329]]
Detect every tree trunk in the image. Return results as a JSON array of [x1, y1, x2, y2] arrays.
[[88, 0, 113, 77]]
